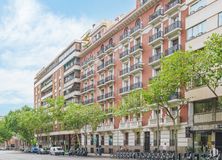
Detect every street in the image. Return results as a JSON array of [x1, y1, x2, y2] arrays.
[[0, 151, 114, 160]]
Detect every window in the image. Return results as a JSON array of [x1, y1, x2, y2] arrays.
[[194, 98, 217, 114], [219, 12, 222, 26], [124, 133, 129, 145], [170, 130, 175, 146], [187, 21, 206, 40], [154, 46, 161, 55], [135, 132, 141, 145], [101, 136, 104, 145], [190, 0, 206, 15], [109, 135, 113, 145]]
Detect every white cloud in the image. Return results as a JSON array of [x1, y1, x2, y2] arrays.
[[0, 0, 94, 107]]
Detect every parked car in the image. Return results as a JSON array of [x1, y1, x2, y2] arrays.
[[37, 148, 49, 154], [23, 147, 31, 153], [49, 147, 64, 155], [31, 146, 39, 153]]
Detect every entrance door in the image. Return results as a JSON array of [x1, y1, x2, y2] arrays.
[[96, 135, 99, 147], [216, 132, 222, 151], [144, 131, 150, 152]]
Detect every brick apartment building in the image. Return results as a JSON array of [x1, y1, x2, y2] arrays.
[[34, 0, 222, 153]]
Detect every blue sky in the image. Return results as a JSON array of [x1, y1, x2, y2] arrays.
[[0, 0, 135, 116]]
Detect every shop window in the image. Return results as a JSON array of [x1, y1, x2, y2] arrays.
[[194, 98, 216, 114], [194, 131, 212, 152]]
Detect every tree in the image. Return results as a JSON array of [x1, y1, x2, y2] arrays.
[[0, 119, 12, 146], [143, 33, 222, 153]]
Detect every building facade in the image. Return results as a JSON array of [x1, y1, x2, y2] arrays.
[[34, 0, 222, 154], [185, 0, 222, 152]]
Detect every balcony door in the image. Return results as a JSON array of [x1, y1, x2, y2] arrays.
[[144, 131, 150, 152]]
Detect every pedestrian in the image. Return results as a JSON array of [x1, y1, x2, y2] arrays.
[[211, 145, 219, 157]]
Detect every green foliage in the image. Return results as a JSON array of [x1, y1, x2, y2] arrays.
[[0, 119, 12, 143], [115, 90, 146, 116]]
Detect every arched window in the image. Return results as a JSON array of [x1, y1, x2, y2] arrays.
[[135, 18, 141, 27], [109, 38, 113, 45], [124, 27, 128, 35], [155, 5, 161, 12]]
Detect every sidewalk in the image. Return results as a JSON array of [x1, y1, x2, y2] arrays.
[[87, 153, 111, 158]]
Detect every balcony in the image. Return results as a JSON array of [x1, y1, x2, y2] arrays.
[[141, 0, 148, 6], [119, 86, 130, 95], [97, 123, 114, 132], [64, 63, 80, 76], [105, 58, 114, 68], [119, 50, 130, 61], [130, 63, 143, 74], [130, 82, 143, 91], [41, 80, 53, 92], [165, 115, 181, 126], [81, 56, 95, 68], [97, 49, 105, 58], [105, 75, 114, 84], [130, 24, 143, 37], [119, 120, 142, 130], [169, 92, 180, 102], [164, 21, 182, 37], [97, 79, 105, 87], [149, 31, 163, 45], [64, 77, 80, 89], [120, 67, 130, 77], [41, 91, 53, 100], [105, 44, 115, 54], [120, 33, 130, 44], [149, 9, 164, 25], [97, 63, 105, 72], [97, 95, 105, 102], [149, 52, 162, 65], [105, 92, 114, 100], [165, 0, 181, 15], [82, 98, 94, 105], [148, 117, 164, 127], [64, 91, 81, 100], [165, 44, 181, 56], [81, 84, 94, 94], [130, 43, 143, 56], [87, 70, 94, 78]]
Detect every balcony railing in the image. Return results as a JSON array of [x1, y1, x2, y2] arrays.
[[105, 58, 114, 67], [169, 92, 180, 100], [141, 0, 148, 5], [119, 50, 129, 59], [130, 63, 143, 72], [97, 49, 105, 58], [130, 43, 142, 54], [131, 82, 143, 90], [120, 32, 130, 42], [165, 44, 181, 56], [149, 31, 163, 43], [105, 75, 114, 83], [97, 63, 105, 71], [81, 84, 94, 92], [149, 9, 164, 22], [105, 92, 114, 99], [97, 95, 105, 101], [97, 79, 105, 86], [120, 86, 130, 94], [82, 98, 94, 105], [130, 24, 142, 35], [120, 67, 130, 76], [149, 52, 162, 64], [165, 0, 181, 12], [87, 70, 94, 77], [105, 43, 115, 52], [165, 21, 181, 34]]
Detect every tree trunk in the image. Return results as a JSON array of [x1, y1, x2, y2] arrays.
[[157, 105, 160, 150], [173, 119, 178, 155]]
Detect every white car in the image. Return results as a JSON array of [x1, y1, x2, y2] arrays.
[[49, 147, 64, 155]]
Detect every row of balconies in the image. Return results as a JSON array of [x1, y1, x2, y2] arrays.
[[120, 62, 143, 77], [81, 70, 94, 80], [97, 44, 115, 59], [149, 0, 181, 24], [81, 84, 94, 94], [149, 21, 182, 45], [149, 44, 182, 65], [82, 98, 94, 105], [119, 82, 143, 95], [119, 43, 143, 61], [97, 75, 114, 87], [80, 56, 95, 68], [97, 91, 115, 102], [97, 58, 115, 72]]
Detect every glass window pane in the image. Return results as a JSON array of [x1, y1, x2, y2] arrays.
[[219, 12, 222, 26]]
